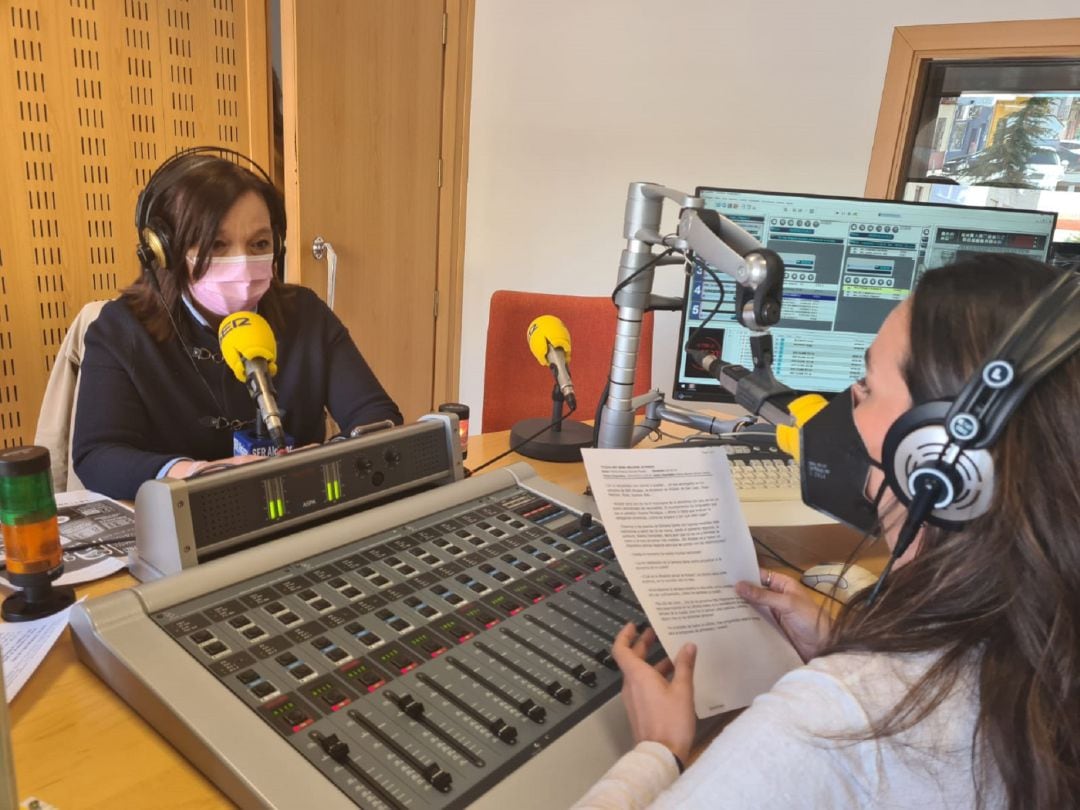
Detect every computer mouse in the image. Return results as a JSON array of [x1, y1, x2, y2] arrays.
[[800, 563, 880, 604]]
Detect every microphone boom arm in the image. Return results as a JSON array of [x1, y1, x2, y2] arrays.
[[597, 182, 791, 450], [612, 389, 759, 447]]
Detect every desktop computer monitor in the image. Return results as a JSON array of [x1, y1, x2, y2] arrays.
[[672, 188, 1058, 402]]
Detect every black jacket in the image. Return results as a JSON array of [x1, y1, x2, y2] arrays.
[[72, 287, 402, 499]]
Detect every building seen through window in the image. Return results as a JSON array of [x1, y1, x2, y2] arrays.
[[902, 59, 1080, 259]]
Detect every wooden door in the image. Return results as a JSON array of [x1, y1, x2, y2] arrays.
[[280, 0, 454, 423]]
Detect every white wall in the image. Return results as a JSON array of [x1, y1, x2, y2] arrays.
[[461, 1, 1078, 430]]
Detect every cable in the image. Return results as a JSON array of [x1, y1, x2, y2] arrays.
[[865, 478, 938, 606], [752, 535, 806, 575], [590, 379, 611, 447], [467, 399, 578, 476], [0, 534, 135, 574], [591, 247, 678, 444], [60, 536, 135, 555], [754, 482, 891, 608], [155, 285, 253, 433], [683, 259, 727, 356], [609, 247, 677, 305], [865, 555, 895, 606], [684, 430, 764, 444], [592, 248, 728, 444], [751, 537, 852, 606]]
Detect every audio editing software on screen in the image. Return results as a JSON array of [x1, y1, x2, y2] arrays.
[[673, 189, 1056, 400]]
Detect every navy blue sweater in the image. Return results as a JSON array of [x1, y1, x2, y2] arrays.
[[72, 287, 402, 499]]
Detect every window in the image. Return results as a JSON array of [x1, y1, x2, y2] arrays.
[[865, 20, 1080, 260]]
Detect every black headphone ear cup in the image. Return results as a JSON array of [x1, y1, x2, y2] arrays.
[[272, 229, 286, 283], [882, 400, 996, 529], [267, 192, 286, 282]]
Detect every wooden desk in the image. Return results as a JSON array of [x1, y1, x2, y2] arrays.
[[7, 430, 880, 808]]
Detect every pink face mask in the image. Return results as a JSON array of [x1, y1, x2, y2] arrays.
[[187, 254, 274, 316]]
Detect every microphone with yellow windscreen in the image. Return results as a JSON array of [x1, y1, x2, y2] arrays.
[[509, 314, 591, 462], [526, 315, 576, 410], [218, 311, 286, 452], [774, 393, 828, 462]]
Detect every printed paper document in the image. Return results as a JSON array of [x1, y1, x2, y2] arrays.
[[582, 446, 802, 716], [0, 602, 78, 701]]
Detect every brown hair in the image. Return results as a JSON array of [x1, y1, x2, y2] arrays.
[[123, 152, 293, 340], [823, 255, 1080, 808]]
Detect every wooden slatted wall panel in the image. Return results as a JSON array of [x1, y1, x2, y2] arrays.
[[0, 0, 268, 448]]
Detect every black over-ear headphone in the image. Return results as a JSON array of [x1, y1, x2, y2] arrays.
[[134, 146, 286, 281], [881, 270, 1080, 537]]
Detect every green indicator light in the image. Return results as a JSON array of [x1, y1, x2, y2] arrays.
[[333, 480, 341, 500], [267, 502, 275, 520], [325, 482, 332, 501]]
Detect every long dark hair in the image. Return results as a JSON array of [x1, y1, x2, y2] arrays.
[[823, 255, 1080, 808], [123, 153, 292, 340]]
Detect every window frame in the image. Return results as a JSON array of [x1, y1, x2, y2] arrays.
[[865, 18, 1080, 199]]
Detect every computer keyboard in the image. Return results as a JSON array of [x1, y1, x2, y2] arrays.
[[723, 445, 802, 502]]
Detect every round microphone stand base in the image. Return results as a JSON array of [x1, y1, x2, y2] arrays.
[[510, 418, 593, 463]]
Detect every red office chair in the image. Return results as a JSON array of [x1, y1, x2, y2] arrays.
[[482, 291, 654, 433]]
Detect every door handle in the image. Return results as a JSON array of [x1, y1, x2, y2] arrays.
[[311, 236, 338, 310]]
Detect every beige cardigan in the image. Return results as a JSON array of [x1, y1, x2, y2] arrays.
[[34, 300, 108, 493]]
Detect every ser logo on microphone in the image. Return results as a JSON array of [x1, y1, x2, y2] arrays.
[[218, 314, 251, 340], [218, 311, 287, 452], [526, 320, 541, 343]]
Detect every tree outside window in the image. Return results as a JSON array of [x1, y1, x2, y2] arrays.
[[902, 60, 1080, 254]]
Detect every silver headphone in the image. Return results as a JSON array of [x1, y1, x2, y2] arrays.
[[881, 269, 1080, 531]]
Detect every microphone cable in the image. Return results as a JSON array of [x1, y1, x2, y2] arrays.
[[683, 258, 728, 357], [592, 255, 728, 446], [465, 400, 578, 477], [591, 247, 679, 444], [609, 247, 677, 305]]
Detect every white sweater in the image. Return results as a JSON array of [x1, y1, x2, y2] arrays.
[[573, 651, 1001, 809]]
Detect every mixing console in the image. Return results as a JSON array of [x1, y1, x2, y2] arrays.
[[72, 465, 655, 809]]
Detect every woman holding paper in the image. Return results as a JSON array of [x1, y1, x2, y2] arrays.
[[573, 256, 1080, 809]]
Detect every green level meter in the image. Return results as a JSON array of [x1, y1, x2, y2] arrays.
[[266, 498, 285, 520]]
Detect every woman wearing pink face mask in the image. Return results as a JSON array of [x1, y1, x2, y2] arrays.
[[71, 151, 402, 500]]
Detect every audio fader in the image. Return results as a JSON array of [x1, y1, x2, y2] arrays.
[[72, 463, 658, 809]]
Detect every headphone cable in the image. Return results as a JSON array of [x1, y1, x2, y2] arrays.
[[866, 478, 940, 605], [139, 251, 258, 434]]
